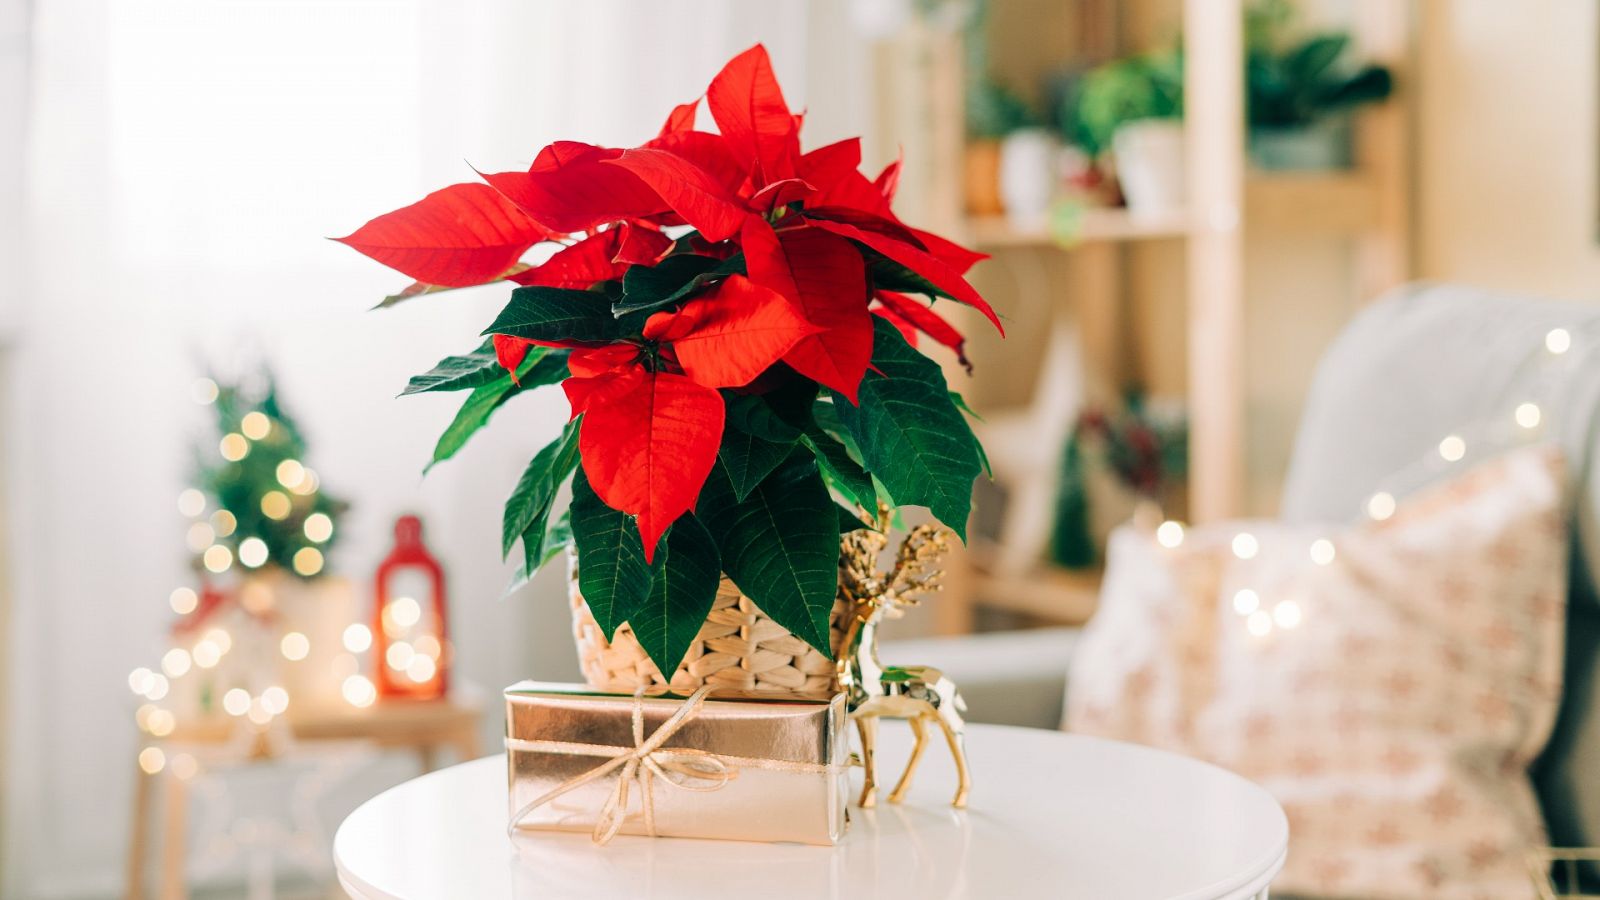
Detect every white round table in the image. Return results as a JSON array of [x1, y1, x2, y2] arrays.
[[335, 723, 1286, 900]]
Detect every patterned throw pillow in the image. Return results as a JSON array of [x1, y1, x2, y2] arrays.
[[1067, 447, 1568, 899]]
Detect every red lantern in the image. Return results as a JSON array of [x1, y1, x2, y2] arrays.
[[372, 515, 448, 700]]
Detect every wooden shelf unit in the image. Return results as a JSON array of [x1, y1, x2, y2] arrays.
[[873, 1, 1412, 635]]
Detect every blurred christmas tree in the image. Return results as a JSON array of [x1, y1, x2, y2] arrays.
[[181, 373, 347, 580]]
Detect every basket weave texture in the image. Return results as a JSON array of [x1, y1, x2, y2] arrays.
[[569, 567, 847, 695]]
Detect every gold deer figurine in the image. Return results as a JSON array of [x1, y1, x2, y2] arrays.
[[836, 518, 971, 809]]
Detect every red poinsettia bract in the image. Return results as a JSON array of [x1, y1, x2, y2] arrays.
[[336, 44, 1000, 559]]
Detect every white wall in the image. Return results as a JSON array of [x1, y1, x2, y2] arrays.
[[2, 2, 864, 896], [1415, 0, 1600, 298]]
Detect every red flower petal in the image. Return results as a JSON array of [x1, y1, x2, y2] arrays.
[[643, 274, 821, 389], [493, 334, 536, 377], [873, 290, 969, 372], [508, 229, 628, 288], [573, 367, 725, 561], [797, 138, 862, 188], [705, 44, 798, 183], [874, 155, 902, 203], [658, 99, 699, 136], [568, 344, 643, 378], [613, 222, 673, 266], [872, 305, 919, 347], [480, 142, 669, 234], [806, 215, 1003, 336], [906, 227, 987, 275], [642, 130, 748, 200], [742, 220, 873, 401], [604, 148, 749, 243], [333, 183, 551, 287]]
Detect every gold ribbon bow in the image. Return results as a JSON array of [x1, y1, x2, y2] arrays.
[[506, 686, 737, 845]]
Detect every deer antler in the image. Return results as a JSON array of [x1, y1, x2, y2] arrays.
[[882, 524, 950, 607]]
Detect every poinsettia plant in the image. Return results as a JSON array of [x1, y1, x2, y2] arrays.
[[337, 45, 1000, 677]]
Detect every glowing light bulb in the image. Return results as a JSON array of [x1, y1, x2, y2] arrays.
[[220, 433, 249, 461], [260, 490, 291, 520], [203, 544, 233, 573], [1367, 492, 1396, 521], [169, 587, 198, 615], [1516, 403, 1542, 429], [389, 596, 421, 629], [170, 753, 199, 780], [135, 703, 157, 731], [1309, 539, 1336, 566], [1438, 435, 1466, 462], [290, 468, 319, 496], [405, 654, 437, 683], [1547, 328, 1572, 354], [1232, 589, 1260, 615], [222, 688, 251, 717], [276, 459, 306, 489], [191, 377, 219, 405], [210, 509, 237, 537], [303, 513, 333, 543], [280, 631, 310, 661], [331, 653, 359, 679], [247, 698, 273, 725], [386, 641, 414, 671], [138, 747, 166, 774], [293, 547, 324, 576], [262, 686, 290, 715], [145, 674, 170, 701], [342, 675, 377, 708], [205, 628, 232, 654], [192, 640, 221, 669], [161, 648, 192, 678], [186, 522, 216, 553], [238, 537, 268, 568], [128, 668, 155, 695], [1231, 533, 1259, 560], [1155, 520, 1184, 549], [414, 634, 442, 660], [1246, 611, 1273, 636], [342, 624, 372, 653], [147, 708, 176, 737], [241, 411, 271, 440], [177, 488, 206, 518], [1273, 600, 1303, 629]]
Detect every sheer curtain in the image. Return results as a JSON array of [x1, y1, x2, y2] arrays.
[[3, 1, 867, 894]]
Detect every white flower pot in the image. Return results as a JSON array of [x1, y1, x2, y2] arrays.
[[998, 128, 1057, 227], [1112, 119, 1186, 218]]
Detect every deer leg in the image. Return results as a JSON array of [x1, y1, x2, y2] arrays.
[[855, 715, 880, 808], [934, 714, 971, 809], [887, 714, 931, 804]]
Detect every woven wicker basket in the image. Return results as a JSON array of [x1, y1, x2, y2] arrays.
[[569, 564, 848, 695]]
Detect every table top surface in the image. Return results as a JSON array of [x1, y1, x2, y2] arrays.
[[334, 723, 1287, 900]]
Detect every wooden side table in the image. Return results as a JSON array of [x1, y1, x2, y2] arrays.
[[127, 697, 484, 900], [334, 724, 1288, 900]]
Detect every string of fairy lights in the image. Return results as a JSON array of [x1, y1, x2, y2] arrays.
[[1148, 324, 1583, 641]]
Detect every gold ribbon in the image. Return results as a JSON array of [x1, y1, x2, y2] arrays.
[[506, 686, 745, 845]]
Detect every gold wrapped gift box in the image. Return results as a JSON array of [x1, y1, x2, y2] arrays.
[[504, 682, 850, 845]]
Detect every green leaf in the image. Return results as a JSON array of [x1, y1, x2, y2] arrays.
[[426, 349, 568, 470], [948, 390, 983, 421], [505, 505, 574, 599], [717, 427, 793, 501], [831, 318, 982, 540], [569, 469, 655, 639], [697, 452, 839, 655], [624, 513, 721, 677], [482, 286, 619, 343], [801, 425, 876, 511], [401, 340, 505, 396], [613, 253, 746, 316], [723, 391, 803, 443], [501, 418, 581, 558]]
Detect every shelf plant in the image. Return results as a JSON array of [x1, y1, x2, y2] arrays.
[[336, 45, 1000, 678]]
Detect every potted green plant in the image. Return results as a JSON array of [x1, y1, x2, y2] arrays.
[[1066, 50, 1185, 216], [966, 77, 1043, 219], [1245, 0, 1393, 170]]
